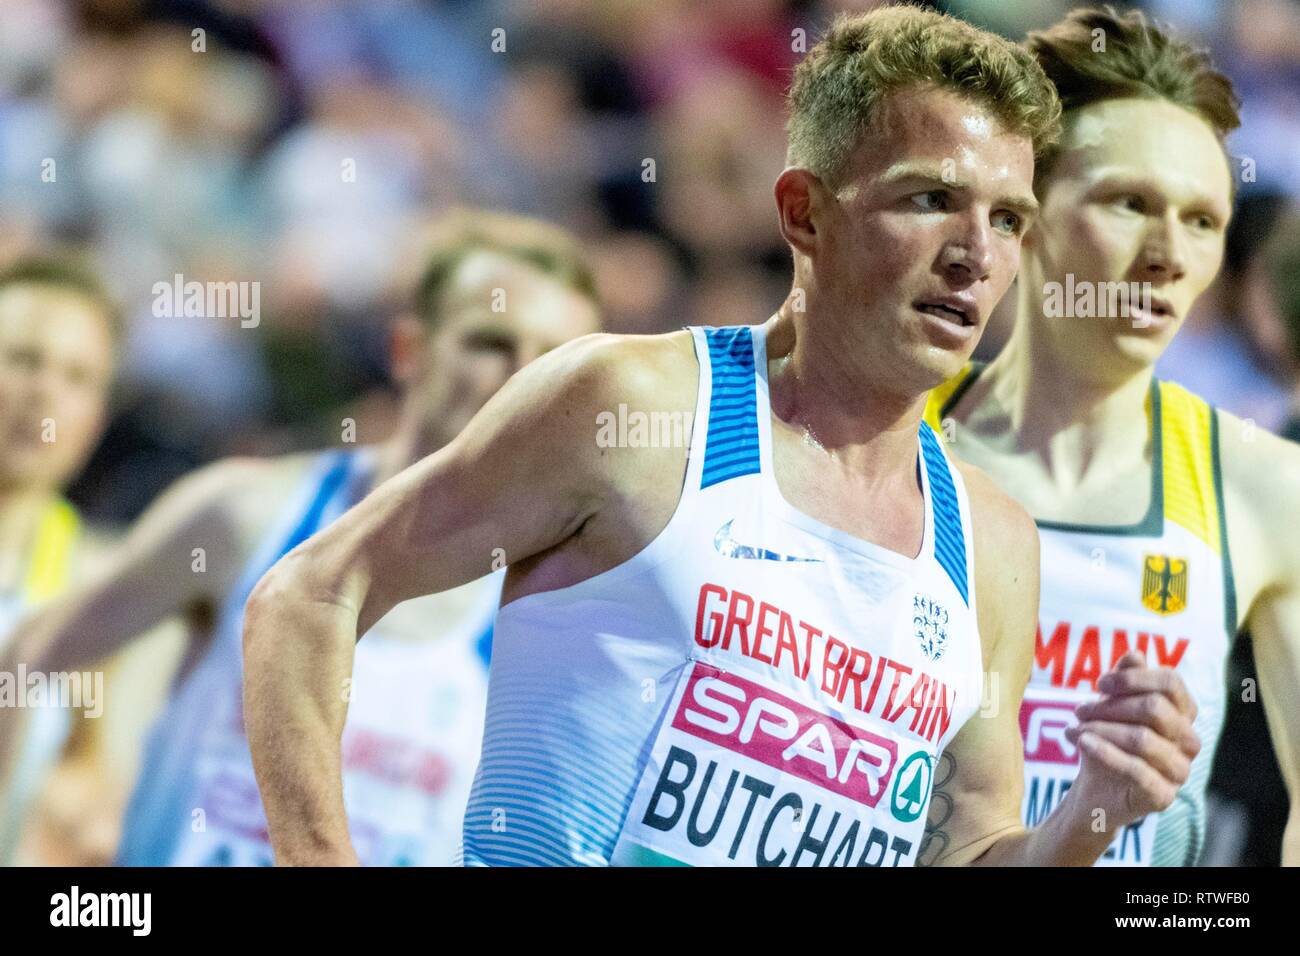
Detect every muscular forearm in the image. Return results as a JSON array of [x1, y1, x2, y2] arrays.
[[242, 572, 361, 866], [972, 787, 1116, 866]]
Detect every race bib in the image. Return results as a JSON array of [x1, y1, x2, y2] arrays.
[[170, 767, 276, 867], [611, 661, 935, 867], [1019, 686, 1156, 866]]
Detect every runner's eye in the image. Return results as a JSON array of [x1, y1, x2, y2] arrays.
[[3, 347, 42, 371], [912, 191, 949, 212], [462, 330, 517, 356], [993, 210, 1023, 235]]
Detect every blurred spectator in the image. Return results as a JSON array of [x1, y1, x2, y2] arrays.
[[1202, 201, 1300, 867], [1261, 205, 1300, 439], [1217, 0, 1300, 196], [588, 230, 687, 335], [1157, 191, 1295, 433]]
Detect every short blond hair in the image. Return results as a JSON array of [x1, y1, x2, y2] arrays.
[[414, 208, 597, 327], [0, 252, 123, 344], [787, 5, 1062, 189]]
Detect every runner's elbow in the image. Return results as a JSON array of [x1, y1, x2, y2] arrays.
[[244, 554, 323, 646], [246, 546, 365, 653]]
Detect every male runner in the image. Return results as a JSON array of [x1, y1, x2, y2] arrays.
[[924, 7, 1300, 866], [243, 7, 1199, 867], [0, 210, 601, 865], [0, 256, 125, 865]]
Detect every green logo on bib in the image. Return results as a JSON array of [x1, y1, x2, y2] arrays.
[[890, 751, 934, 822]]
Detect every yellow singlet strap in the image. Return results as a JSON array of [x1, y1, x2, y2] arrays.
[[924, 363, 978, 434], [1158, 380, 1221, 554], [23, 498, 81, 603]]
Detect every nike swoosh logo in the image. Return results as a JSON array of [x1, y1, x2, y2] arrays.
[[713, 519, 822, 563]]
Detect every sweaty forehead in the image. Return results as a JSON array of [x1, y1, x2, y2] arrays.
[[0, 285, 111, 344], [856, 86, 1029, 175], [442, 249, 560, 306], [1056, 98, 1232, 199], [438, 248, 599, 339]]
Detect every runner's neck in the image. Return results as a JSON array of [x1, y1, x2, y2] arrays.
[[764, 310, 927, 482], [979, 319, 1155, 484]]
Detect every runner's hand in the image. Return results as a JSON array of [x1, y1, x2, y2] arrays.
[[1063, 652, 1200, 827]]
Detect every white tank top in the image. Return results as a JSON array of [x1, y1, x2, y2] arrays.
[[461, 324, 984, 867], [117, 449, 500, 866], [928, 368, 1236, 866]]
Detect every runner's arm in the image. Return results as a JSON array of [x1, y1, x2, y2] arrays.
[[0, 461, 260, 801], [242, 334, 627, 865], [1236, 435, 1300, 866], [1, 460, 262, 674], [917, 483, 1050, 864], [1248, 585, 1300, 866]]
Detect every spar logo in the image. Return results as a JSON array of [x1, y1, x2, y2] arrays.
[[674, 664, 899, 806], [1019, 698, 1079, 765], [890, 751, 934, 822]]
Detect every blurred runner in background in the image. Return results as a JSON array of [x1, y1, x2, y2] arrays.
[[0, 211, 602, 865], [0, 254, 140, 865]]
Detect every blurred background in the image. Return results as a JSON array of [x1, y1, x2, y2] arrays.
[[1, 0, 1297, 864]]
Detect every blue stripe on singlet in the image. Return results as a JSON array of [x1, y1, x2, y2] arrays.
[[700, 327, 761, 489], [918, 423, 968, 605], [115, 450, 356, 867], [278, 453, 354, 557], [474, 621, 494, 668]]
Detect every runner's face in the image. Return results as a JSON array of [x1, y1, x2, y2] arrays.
[[414, 252, 601, 439], [819, 86, 1037, 390], [0, 285, 114, 492], [1026, 97, 1232, 374]]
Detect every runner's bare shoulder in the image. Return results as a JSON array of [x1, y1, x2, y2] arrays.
[[506, 330, 701, 486], [1215, 407, 1300, 603], [130, 452, 323, 572], [951, 458, 1040, 662]]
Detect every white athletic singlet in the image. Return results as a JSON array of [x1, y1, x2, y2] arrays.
[[117, 449, 500, 866], [460, 324, 985, 867], [927, 367, 1237, 866]]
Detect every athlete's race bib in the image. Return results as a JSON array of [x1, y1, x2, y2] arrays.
[[171, 719, 468, 867], [1019, 685, 1155, 866], [611, 660, 935, 867], [170, 766, 276, 867], [171, 776, 447, 867]]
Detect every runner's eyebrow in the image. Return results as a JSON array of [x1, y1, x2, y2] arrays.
[[878, 164, 1039, 218], [1084, 170, 1232, 221]]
